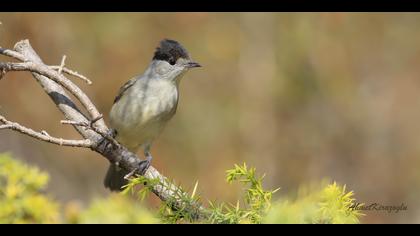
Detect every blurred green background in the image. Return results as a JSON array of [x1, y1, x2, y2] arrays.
[[0, 13, 419, 223]]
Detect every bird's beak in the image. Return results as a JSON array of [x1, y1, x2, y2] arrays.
[[186, 61, 202, 68]]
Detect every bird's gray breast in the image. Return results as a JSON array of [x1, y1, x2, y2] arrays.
[[109, 77, 179, 150]]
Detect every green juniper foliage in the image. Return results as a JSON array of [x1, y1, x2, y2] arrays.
[[125, 163, 363, 224], [207, 163, 279, 224], [0, 153, 363, 224], [123, 175, 202, 223]]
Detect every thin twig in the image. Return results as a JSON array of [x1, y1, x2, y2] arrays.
[[61, 118, 120, 148], [124, 168, 137, 180], [90, 114, 103, 124], [41, 130, 50, 136], [50, 66, 92, 85], [0, 47, 26, 61], [0, 115, 92, 148], [58, 55, 66, 74]]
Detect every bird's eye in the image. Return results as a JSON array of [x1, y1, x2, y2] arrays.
[[168, 58, 176, 65]]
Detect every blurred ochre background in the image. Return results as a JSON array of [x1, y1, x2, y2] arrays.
[[1, 13, 420, 223]]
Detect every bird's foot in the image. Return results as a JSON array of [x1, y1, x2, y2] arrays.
[[123, 154, 152, 180], [138, 153, 152, 175]]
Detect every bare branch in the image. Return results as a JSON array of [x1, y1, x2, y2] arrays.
[[0, 49, 92, 85], [0, 40, 207, 220], [0, 115, 92, 148], [50, 66, 92, 85], [0, 124, 13, 129], [0, 48, 105, 129], [0, 47, 26, 61], [0, 61, 31, 71]]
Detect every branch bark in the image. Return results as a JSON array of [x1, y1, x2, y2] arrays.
[[0, 40, 206, 219], [0, 115, 92, 148]]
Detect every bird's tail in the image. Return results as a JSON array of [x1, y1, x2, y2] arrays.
[[104, 163, 130, 191]]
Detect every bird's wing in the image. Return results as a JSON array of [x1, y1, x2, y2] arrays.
[[113, 77, 138, 104]]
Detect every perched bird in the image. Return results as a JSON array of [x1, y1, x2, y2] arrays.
[[104, 39, 201, 191]]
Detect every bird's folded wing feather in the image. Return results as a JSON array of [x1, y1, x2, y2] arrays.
[[113, 77, 138, 104]]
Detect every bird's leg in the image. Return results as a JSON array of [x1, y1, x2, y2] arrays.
[[138, 146, 153, 175]]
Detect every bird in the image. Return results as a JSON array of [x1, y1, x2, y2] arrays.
[[104, 39, 201, 191]]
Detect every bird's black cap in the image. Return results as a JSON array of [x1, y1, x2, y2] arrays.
[[153, 39, 191, 65]]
